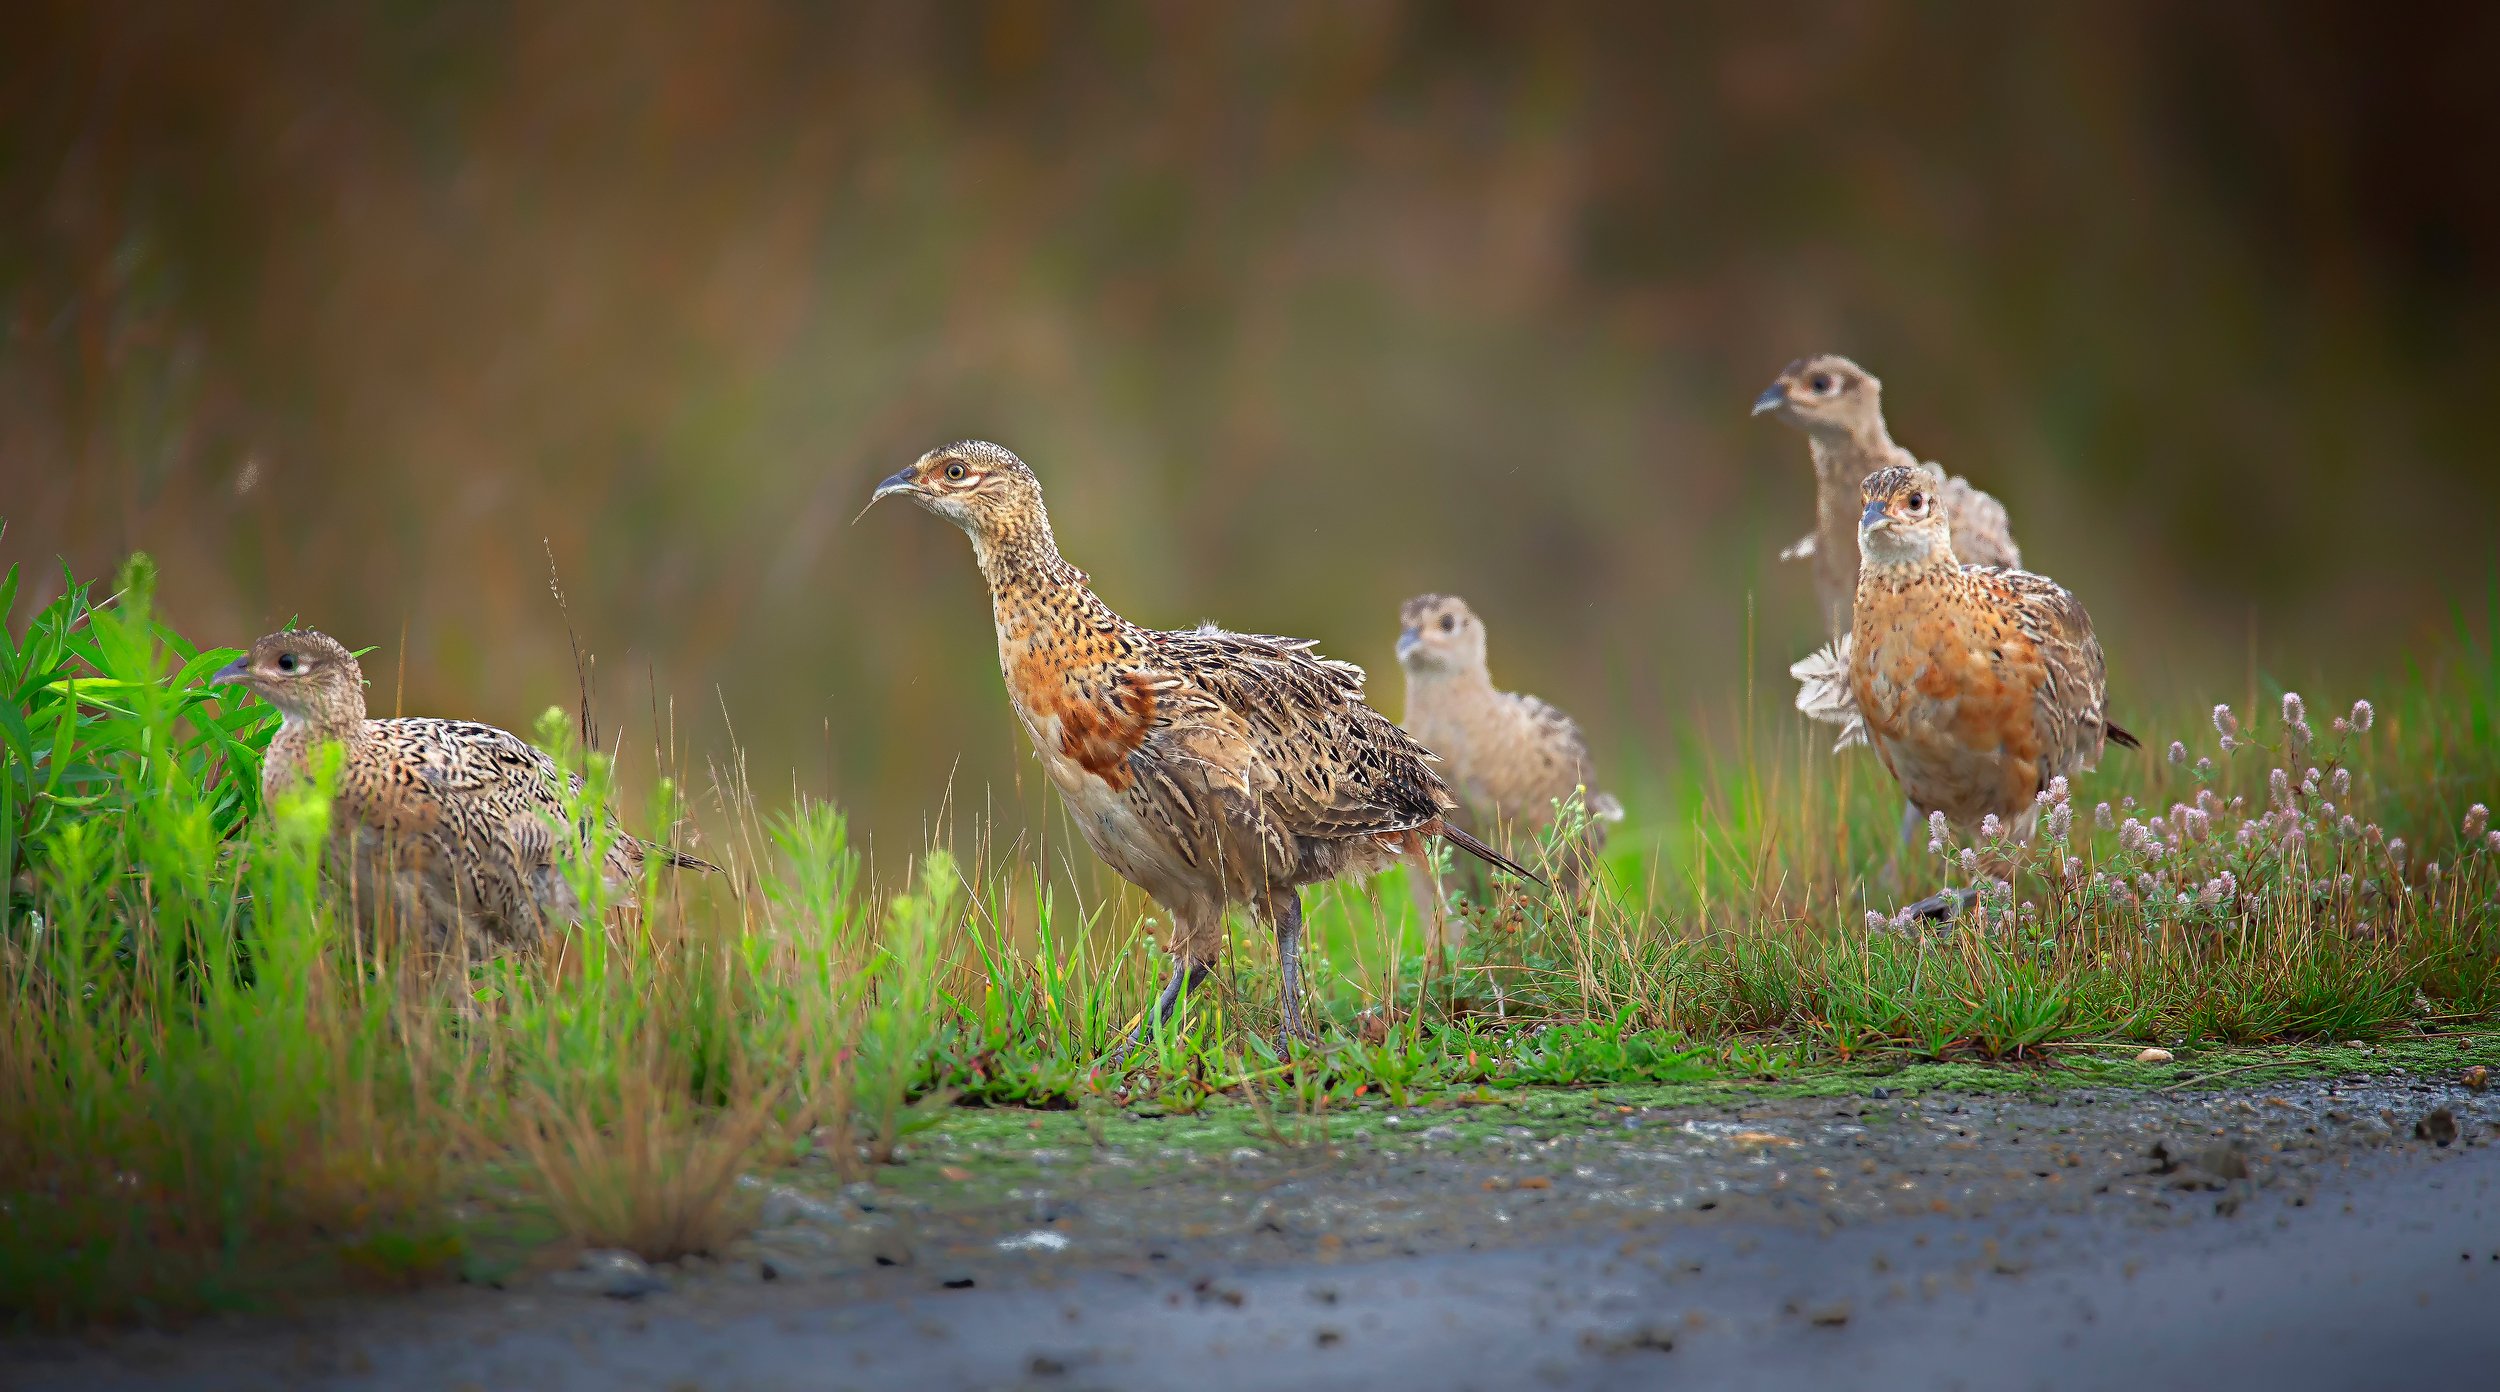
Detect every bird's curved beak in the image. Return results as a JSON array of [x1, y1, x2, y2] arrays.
[[871, 468, 922, 505], [210, 656, 251, 687], [1860, 499, 1892, 533], [1751, 382, 1789, 416], [1395, 626, 1422, 661]]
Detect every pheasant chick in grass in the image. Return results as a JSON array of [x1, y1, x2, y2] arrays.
[[1846, 466, 2138, 920], [869, 441, 1540, 1054], [1395, 593, 1620, 939], [213, 630, 714, 960]]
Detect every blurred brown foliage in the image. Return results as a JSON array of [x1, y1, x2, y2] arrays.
[[5, 0, 2496, 857]]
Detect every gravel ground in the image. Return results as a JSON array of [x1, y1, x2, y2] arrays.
[[11, 1064, 2497, 1391]]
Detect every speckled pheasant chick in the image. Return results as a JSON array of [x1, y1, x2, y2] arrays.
[[872, 442, 1537, 1051], [1396, 593, 1621, 866], [213, 630, 713, 957], [1847, 466, 2137, 917]]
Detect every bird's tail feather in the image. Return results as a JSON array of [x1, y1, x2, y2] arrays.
[[638, 838, 719, 874], [1437, 821, 1549, 892]]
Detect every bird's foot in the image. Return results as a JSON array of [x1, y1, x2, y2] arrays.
[[1902, 886, 1979, 923], [1274, 1000, 1322, 1057], [1276, 1021, 1322, 1059]]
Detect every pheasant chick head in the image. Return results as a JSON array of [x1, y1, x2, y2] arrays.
[[1396, 593, 1488, 679], [871, 439, 1044, 541], [1752, 353, 1885, 443], [1857, 464, 1957, 570], [212, 630, 365, 726]]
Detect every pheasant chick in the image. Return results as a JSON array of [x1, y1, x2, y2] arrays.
[[1847, 466, 2137, 919], [213, 630, 713, 958], [1396, 593, 1621, 898]]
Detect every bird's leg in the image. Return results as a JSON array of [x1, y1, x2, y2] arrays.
[[1152, 958, 1211, 1025], [1273, 891, 1317, 1052], [1878, 799, 1923, 894], [1108, 956, 1211, 1069]]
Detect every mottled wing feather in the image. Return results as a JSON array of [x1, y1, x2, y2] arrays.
[[378, 718, 570, 855], [1965, 567, 2113, 784], [1934, 471, 2021, 571], [1110, 686, 1285, 877], [1147, 627, 1449, 842], [1499, 692, 1609, 812]]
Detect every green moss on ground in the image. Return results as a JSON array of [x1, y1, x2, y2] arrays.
[[851, 1030, 2498, 1204]]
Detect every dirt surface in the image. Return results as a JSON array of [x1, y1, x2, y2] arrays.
[[13, 1054, 2499, 1391]]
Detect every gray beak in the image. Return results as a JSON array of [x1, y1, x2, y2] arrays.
[[1861, 499, 1892, 532], [1751, 383, 1788, 416], [1395, 626, 1422, 661], [210, 656, 251, 686], [871, 468, 922, 504]]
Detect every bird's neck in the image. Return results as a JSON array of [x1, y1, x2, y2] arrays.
[[1810, 430, 1903, 638], [1807, 421, 1900, 484], [1854, 548, 1959, 603], [263, 697, 368, 799], [1405, 659, 1494, 707], [972, 508, 1127, 661]]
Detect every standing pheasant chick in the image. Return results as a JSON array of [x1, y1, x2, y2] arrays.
[[1847, 466, 2137, 918], [1396, 593, 1620, 888], [213, 630, 714, 957], [871, 442, 1537, 1050]]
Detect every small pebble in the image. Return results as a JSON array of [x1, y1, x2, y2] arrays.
[[758, 1186, 846, 1228], [1582, 1322, 1677, 1355], [2465, 1066, 2489, 1093], [553, 1249, 670, 1300], [2416, 1109, 2459, 1147], [2136, 1048, 2173, 1064]]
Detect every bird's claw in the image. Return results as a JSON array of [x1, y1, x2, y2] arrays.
[[1902, 887, 1977, 922]]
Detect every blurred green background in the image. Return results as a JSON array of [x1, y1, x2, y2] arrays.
[[6, 1, 2496, 866]]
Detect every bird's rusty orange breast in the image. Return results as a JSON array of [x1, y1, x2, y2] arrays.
[[1006, 634, 1156, 794]]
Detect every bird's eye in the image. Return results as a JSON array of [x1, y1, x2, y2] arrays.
[[943, 461, 968, 482], [1440, 614, 1457, 632], [1810, 373, 1835, 394], [277, 653, 299, 673], [1907, 492, 1926, 511]]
